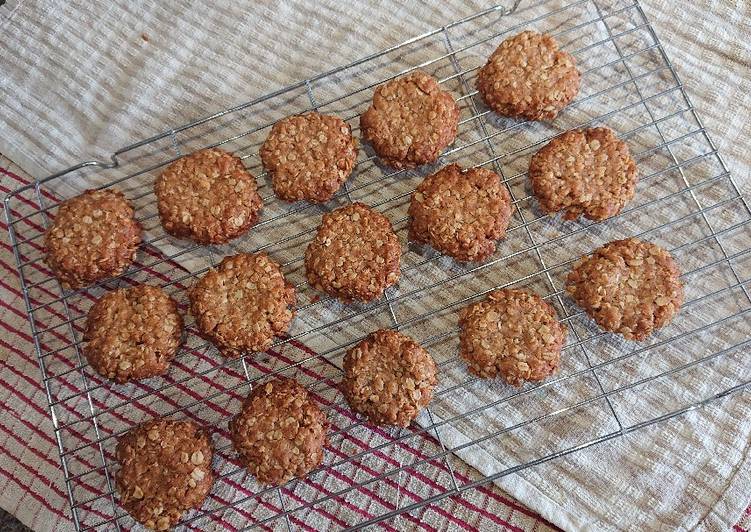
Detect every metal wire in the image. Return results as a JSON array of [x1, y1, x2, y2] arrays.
[[4, 0, 751, 530]]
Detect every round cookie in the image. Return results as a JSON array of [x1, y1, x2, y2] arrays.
[[360, 70, 460, 169], [342, 329, 437, 427], [260, 112, 358, 203], [304, 202, 401, 302], [155, 148, 262, 244], [44, 189, 142, 289], [229, 377, 328, 486], [477, 30, 580, 121], [566, 238, 684, 340], [408, 163, 513, 262], [529, 127, 638, 221], [189, 253, 296, 358], [83, 284, 183, 383], [459, 289, 566, 386], [115, 418, 214, 531]]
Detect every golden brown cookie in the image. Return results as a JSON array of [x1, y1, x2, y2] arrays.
[[260, 112, 358, 203], [341, 329, 437, 427], [83, 285, 183, 383], [155, 148, 262, 244], [408, 163, 513, 262], [229, 378, 328, 486], [360, 70, 460, 169], [529, 127, 638, 221], [459, 289, 566, 385], [189, 253, 296, 358], [304, 203, 401, 302], [44, 189, 142, 289], [566, 238, 684, 340], [477, 30, 580, 121], [115, 418, 214, 531]]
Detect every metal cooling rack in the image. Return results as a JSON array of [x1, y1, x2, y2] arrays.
[[5, 0, 751, 530]]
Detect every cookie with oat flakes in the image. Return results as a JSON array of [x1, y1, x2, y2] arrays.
[[260, 112, 358, 203], [83, 284, 183, 383], [565, 238, 683, 340], [189, 252, 296, 358], [115, 418, 214, 531], [360, 70, 460, 169], [408, 163, 513, 262], [44, 188, 142, 289], [230, 377, 328, 486], [342, 329, 437, 427], [477, 30, 580, 121], [304, 202, 401, 302], [155, 147, 262, 244], [459, 289, 566, 386], [529, 127, 638, 221]]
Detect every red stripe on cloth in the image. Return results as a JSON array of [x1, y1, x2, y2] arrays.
[[0, 464, 68, 518]]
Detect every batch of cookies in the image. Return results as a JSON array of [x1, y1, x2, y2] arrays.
[[43, 31, 684, 530]]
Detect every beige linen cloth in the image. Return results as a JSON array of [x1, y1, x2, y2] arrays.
[[1, 1, 750, 531]]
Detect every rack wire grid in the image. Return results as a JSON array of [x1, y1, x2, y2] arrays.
[[4, 0, 751, 530]]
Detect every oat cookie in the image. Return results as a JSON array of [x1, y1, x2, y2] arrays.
[[83, 285, 183, 383], [342, 329, 437, 427], [189, 253, 296, 358], [155, 148, 262, 244], [260, 112, 358, 203], [305, 203, 401, 302], [529, 127, 638, 221], [409, 163, 513, 262], [230, 378, 328, 486], [477, 30, 580, 121], [115, 418, 214, 531], [360, 70, 460, 169], [44, 189, 141, 289], [459, 289, 566, 385], [566, 238, 684, 340]]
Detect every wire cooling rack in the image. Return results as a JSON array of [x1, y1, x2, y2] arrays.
[[4, 0, 751, 530]]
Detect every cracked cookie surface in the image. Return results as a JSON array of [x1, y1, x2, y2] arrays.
[[260, 112, 358, 203], [477, 30, 580, 121], [566, 238, 683, 340], [360, 70, 459, 169], [342, 329, 437, 427], [408, 163, 512, 262], [115, 418, 214, 530], [305, 203, 401, 302], [230, 378, 328, 485], [530, 127, 638, 221], [459, 289, 566, 385], [84, 284, 183, 383], [189, 253, 295, 358], [45, 189, 142, 289], [155, 148, 262, 244]]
